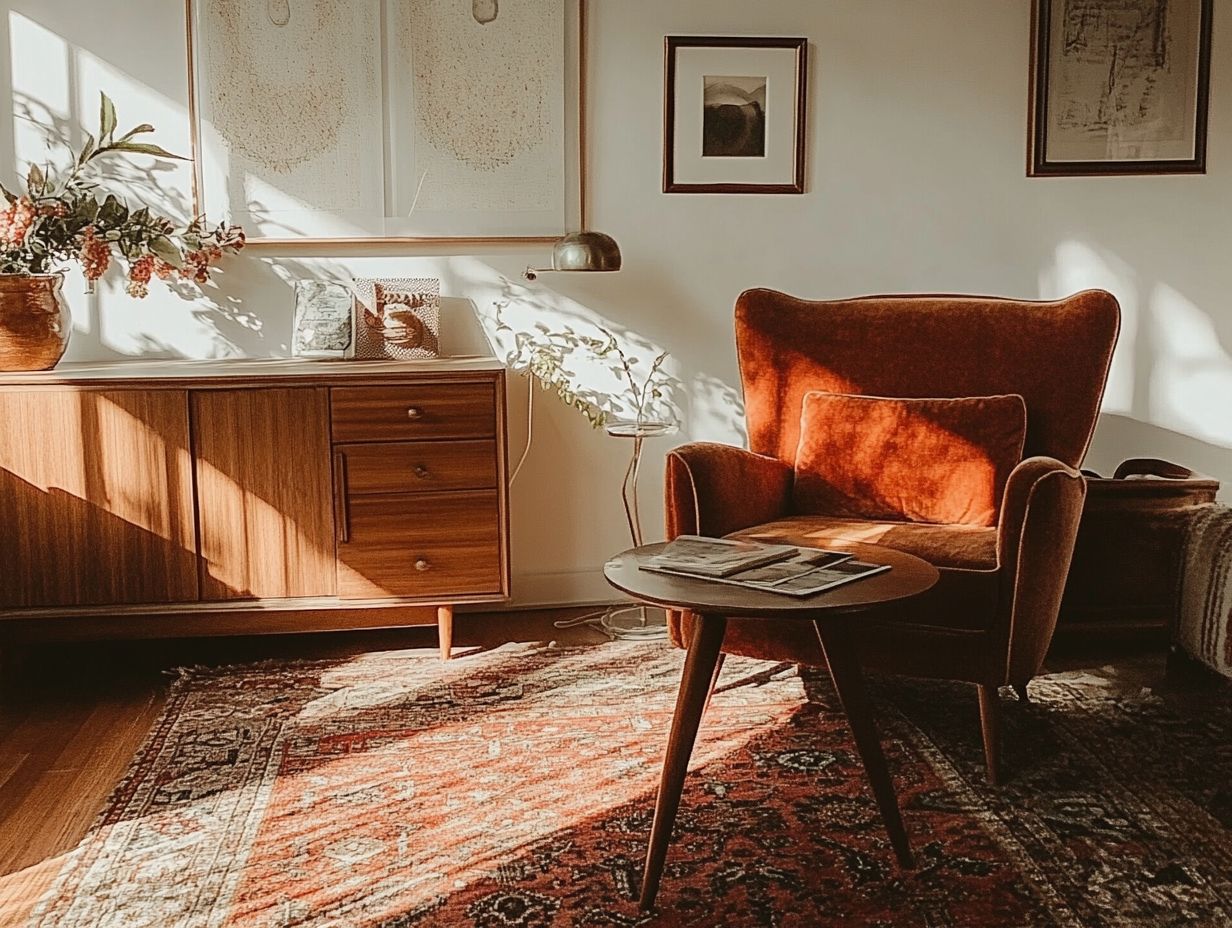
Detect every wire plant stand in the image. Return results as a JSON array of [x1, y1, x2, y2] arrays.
[[557, 419, 676, 640]]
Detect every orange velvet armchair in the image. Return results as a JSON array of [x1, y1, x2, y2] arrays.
[[665, 289, 1120, 782]]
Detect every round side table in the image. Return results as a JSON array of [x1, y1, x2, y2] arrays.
[[604, 540, 939, 910]]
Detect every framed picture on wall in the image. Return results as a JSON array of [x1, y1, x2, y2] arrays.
[[663, 36, 808, 194], [1029, 0, 1213, 176], [186, 0, 579, 244]]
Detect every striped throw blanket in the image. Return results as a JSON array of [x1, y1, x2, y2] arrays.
[[1178, 504, 1232, 678]]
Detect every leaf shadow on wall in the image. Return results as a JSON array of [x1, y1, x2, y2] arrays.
[[6, 84, 276, 360]]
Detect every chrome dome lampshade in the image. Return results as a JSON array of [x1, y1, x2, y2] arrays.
[[552, 230, 622, 273], [523, 230, 622, 281]]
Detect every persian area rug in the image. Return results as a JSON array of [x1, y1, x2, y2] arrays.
[[27, 643, 1232, 928]]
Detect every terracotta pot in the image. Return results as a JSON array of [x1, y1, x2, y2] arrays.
[[0, 274, 71, 371]]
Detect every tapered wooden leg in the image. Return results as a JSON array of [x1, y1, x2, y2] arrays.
[[437, 605, 454, 661], [1012, 682, 1030, 703], [703, 652, 727, 715], [640, 613, 727, 911], [978, 684, 1001, 785], [813, 619, 914, 870]]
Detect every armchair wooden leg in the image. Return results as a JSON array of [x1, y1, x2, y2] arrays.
[[978, 684, 1001, 785], [437, 605, 453, 661]]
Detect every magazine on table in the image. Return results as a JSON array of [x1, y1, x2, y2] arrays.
[[641, 535, 891, 597], [642, 534, 801, 578]]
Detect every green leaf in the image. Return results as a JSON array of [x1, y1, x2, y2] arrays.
[[109, 141, 188, 161], [77, 133, 96, 167], [0, 182, 16, 205], [149, 235, 182, 268], [99, 92, 117, 142], [118, 123, 155, 141], [98, 194, 127, 225], [27, 162, 44, 192]]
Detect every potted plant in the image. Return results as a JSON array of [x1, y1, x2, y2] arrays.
[[0, 93, 244, 371]]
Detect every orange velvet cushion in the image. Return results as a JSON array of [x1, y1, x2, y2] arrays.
[[792, 392, 1027, 526]]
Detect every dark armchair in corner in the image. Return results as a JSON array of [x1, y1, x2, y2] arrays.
[[665, 289, 1120, 783]]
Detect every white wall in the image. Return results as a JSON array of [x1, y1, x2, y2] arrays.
[[3, 1, 1230, 606]]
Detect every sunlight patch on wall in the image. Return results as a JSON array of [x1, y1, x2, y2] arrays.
[[5, 8, 218, 358], [1149, 283, 1232, 449], [8, 11, 195, 221], [1041, 240, 1138, 417], [8, 11, 72, 168]]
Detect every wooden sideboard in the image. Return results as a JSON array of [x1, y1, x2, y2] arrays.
[[0, 358, 510, 659]]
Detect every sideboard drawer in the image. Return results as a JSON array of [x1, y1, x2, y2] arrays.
[[338, 490, 503, 599], [339, 440, 498, 496], [332, 383, 496, 443]]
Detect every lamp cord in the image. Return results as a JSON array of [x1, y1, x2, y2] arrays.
[[509, 383, 534, 485]]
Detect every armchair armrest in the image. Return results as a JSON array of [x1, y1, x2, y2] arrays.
[[665, 442, 794, 539], [995, 456, 1088, 683]]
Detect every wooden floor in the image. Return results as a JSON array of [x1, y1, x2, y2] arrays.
[[0, 613, 1189, 926]]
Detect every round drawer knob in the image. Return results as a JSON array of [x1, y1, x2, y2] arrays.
[[414, 558, 431, 572], [413, 464, 430, 479], [406, 407, 424, 420]]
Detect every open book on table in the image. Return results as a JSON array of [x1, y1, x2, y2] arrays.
[[640, 534, 891, 598]]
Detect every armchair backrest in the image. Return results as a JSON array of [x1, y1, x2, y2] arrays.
[[736, 289, 1120, 467]]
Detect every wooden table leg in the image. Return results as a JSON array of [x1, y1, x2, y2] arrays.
[[703, 652, 726, 716], [813, 618, 914, 869], [640, 613, 727, 911], [437, 605, 453, 662]]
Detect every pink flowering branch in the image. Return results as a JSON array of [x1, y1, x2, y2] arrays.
[[0, 92, 245, 296]]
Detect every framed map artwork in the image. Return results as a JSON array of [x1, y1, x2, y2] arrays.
[[187, 0, 572, 242], [1029, 0, 1213, 176]]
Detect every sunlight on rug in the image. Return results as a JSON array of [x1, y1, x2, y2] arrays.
[[23, 642, 1232, 927]]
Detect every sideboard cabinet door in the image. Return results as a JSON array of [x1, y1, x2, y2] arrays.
[[0, 389, 198, 608], [192, 388, 337, 600]]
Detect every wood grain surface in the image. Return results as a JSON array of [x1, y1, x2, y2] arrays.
[[331, 383, 496, 443], [192, 388, 337, 600], [338, 440, 498, 496], [0, 390, 198, 608], [338, 490, 504, 600]]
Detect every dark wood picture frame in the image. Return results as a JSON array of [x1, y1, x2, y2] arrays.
[[664, 36, 808, 194], [1029, 0, 1213, 177]]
